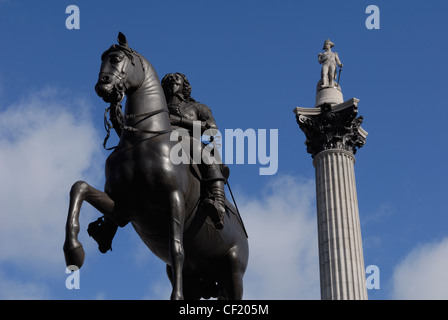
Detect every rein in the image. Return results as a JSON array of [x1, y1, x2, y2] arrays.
[[103, 103, 172, 150]]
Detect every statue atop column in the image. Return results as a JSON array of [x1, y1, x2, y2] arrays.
[[318, 39, 343, 87], [315, 39, 344, 107]]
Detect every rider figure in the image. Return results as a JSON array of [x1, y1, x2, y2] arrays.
[[161, 73, 226, 230]]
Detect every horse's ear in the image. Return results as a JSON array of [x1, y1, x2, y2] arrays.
[[117, 32, 129, 48]]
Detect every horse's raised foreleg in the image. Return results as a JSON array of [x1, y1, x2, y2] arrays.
[[63, 180, 115, 268], [168, 190, 185, 300]]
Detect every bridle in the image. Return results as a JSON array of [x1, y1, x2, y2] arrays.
[[101, 46, 172, 150], [99, 45, 142, 97]]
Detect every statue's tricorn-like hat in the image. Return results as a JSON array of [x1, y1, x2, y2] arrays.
[[323, 38, 335, 49]]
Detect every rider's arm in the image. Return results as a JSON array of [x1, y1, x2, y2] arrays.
[[169, 114, 210, 133], [197, 104, 219, 136]]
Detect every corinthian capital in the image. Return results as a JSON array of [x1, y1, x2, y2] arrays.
[[294, 98, 367, 158]]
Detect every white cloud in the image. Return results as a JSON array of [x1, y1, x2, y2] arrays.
[[391, 237, 448, 299], [0, 270, 50, 299], [142, 280, 172, 300], [240, 175, 320, 299], [0, 87, 101, 273]]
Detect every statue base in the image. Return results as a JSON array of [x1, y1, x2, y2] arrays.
[[315, 80, 343, 107]]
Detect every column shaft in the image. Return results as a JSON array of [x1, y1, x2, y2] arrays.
[[313, 149, 367, 300]]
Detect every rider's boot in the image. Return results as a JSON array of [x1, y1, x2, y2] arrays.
[[203, 180, 226, 230], [87, 216, 118, 253]]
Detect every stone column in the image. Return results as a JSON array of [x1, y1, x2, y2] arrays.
[[314, 149, 367, 299], [294, 98, 368, 300]]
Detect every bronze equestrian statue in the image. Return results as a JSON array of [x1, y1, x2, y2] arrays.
[[63, 32, 248, 300]]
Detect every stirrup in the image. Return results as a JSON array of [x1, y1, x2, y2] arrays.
[[202, 198, 224, 230]]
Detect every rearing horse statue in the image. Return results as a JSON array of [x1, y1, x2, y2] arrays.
[[63, 33, 248, 300]]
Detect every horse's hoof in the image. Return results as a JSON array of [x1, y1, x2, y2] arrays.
[[63, 242, 85, 269], [87, 217, 116, 254], [170, 292, 184, 300]]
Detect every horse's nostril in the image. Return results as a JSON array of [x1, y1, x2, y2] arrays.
[[102, 75, 110, 83]]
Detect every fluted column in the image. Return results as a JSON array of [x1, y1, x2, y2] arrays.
[[294, 98, 368, 300], [313, 149, 367, 299]]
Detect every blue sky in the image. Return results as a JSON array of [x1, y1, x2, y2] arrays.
[[0, 0, 448, 300]]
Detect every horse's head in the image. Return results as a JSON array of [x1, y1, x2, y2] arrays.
[[95, 32, 145, 103]]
